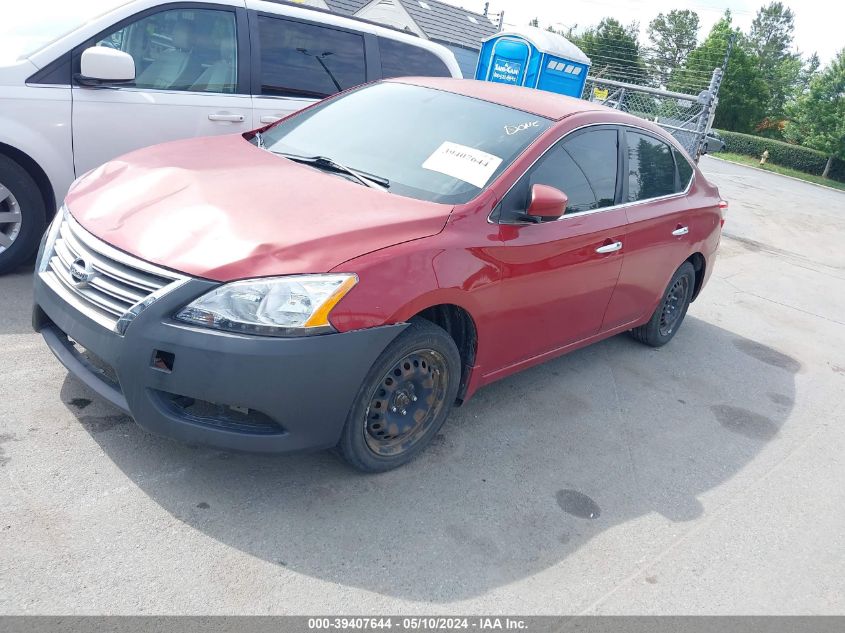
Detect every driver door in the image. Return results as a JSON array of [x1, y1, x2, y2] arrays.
[[484, 126, 628, 373], [71, 4, 252, 176]]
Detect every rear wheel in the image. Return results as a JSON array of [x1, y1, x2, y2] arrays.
[[337, 319, 461, 472], [0, 155, 47, 275], [631, 261, 695, 348]]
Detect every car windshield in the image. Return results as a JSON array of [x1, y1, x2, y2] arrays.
[[258, 82, 553, 204], [0, 0, 128, 61]]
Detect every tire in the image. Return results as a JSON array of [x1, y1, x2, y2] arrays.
[[337, 318, 461, 472], [0, 155, 47, 275], [630, 261, 696, 348]]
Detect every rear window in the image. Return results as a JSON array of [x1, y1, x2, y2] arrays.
[[378, 37, 451, 78], [258, 16, 366, 98]]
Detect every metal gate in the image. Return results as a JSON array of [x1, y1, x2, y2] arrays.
[[581, 68, 723, 161]]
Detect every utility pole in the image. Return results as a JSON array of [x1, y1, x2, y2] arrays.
[[483, 2, 488, 16]]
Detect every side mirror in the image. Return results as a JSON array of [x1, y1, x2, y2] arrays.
[[76, 47, 135, 86], [525, 184, 568, 221]]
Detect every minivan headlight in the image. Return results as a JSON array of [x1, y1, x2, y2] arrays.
[[175, 274, 357, 336]]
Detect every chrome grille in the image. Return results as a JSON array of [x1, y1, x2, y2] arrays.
[[39, 210, 185, 331]]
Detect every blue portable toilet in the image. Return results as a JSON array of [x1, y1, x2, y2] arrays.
[[475, 25, 591, 98]]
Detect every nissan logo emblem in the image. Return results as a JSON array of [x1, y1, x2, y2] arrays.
[[69, 257, 96, 287]]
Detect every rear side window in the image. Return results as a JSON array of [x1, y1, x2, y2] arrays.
[[378, 37, 451, 78], [498, 128, 619, 219], [675, 149, 694, 191], [626, 131, 676, 201], [258, 16, 366, 98]]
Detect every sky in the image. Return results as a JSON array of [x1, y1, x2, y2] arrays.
[[468, 0, 843, 65], [0, 0, 841, 64]]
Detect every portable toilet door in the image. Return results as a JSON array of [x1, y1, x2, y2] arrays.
[[479, 37, 533, 86]]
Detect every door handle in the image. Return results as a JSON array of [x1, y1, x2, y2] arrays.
[[208, 113, 245, 122], [595, 241, 623, 254], [259, 115, 282, 124], [672, 225, 689, 236]]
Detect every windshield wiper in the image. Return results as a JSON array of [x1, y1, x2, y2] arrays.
[[274, 152, 390, 190], [253, 131, 265, 149]]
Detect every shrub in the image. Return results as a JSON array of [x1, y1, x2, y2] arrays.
[[715, 129, 845, 182]]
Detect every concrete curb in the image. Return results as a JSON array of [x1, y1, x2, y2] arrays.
[[704, 154, 845, 194]]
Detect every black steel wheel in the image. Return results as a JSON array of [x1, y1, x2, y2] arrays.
[[337, 319, 461, 472], [631, 261, 696, 348]]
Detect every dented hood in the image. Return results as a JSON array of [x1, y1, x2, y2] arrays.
[[65, 134, 453, 281]]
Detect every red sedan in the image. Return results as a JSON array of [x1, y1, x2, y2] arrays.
[[33, 78, 724, 471]]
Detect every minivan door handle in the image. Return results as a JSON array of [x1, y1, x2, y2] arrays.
[[595, 241, 623, 254], [672, 225, 689, 236], [208, 113, 245, 122], [259, 115, 282, 124]]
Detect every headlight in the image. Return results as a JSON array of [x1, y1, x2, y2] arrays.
[[175, 274, 357, 336]]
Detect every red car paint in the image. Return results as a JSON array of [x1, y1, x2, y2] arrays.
[[65, 78, 722, 405]]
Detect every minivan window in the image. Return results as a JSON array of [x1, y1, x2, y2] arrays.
[[378, 37, 451, 79], [96, 8, 238, 93], [498, 129, 618, 220], [675, 149, 694, 191], [258, 16, 366, 99], [258, 82, 552, 204], [626, 131, 676, 201]]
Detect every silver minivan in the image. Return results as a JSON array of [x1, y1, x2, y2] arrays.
[[0, 0, 461, 273]]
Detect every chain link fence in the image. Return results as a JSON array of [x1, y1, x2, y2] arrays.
[[580, 70, 722, 160]]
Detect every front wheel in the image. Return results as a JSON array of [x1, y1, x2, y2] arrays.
[[336, 319, 461, 472], [630, 261, 696, 348], [0, 155, 47, 275]]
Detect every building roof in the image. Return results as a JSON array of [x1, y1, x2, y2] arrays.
[[388, 76, 607, 120], [327, 0, 498, 50], [490, 25, 591, 65], [399, 0, 498, 50], [324, 0, 369, 15]]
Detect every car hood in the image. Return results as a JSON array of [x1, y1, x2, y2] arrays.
[[65, 135, 453, 281]]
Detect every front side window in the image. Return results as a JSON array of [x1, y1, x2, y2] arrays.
[[258, 16, 365, 99], [258, 82, 552, 204], [626, 131, 676, 201], [498, 128, 619, 221], [378, 37, 451, 79], [95, 9, 238, 93]]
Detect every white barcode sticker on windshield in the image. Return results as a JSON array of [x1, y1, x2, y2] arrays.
[[422, 142, 503, 188]]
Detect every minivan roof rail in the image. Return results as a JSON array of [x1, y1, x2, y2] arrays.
[[257, 0, 422, 38]]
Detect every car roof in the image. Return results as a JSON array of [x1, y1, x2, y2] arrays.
[[387, 77, 608, 120]]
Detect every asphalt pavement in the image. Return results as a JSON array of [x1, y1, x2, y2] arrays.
[[1, 156, 843, 614]]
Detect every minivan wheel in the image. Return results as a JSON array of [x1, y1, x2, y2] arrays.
[[0, 156, 47, 275], [630, 261, 696, 348], [336, 319, 461, 472]]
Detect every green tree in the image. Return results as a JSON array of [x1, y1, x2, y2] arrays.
[[748, 2, 800, 117], [671, 11, 769, 133], [647, 10, 700, 88], [797, 52, 820, 94], [572, 18, 647, 84], [785, 49, 845, 178]]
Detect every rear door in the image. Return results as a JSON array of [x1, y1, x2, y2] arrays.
[[484, 126, 628, 372], [250, 13, 369, 126], [602, 128, 698, 330], [71, 3, 252, 175]]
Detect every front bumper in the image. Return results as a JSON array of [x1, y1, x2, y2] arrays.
[[33, 271, 406, 453]]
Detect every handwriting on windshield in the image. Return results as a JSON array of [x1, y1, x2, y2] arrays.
[[505, 121, 539, 135]]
